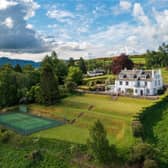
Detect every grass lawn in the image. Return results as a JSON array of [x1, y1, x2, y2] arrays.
[[83, 74, 115, 83], [130, 57, 146, 64], [29, 94, 154, 148]]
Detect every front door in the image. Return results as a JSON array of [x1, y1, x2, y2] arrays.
[[140, 90, 143, 96]]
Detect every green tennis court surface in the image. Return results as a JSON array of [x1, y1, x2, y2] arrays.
[[0, 112, 63, 135]]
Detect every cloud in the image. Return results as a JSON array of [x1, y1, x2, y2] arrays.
[[0, 0, 46, 53], [26, 23, 33, 29], [2, 17, 14, 28], [0, 0, 168, 61], [47, 8, 74, 23], [19, 0, 40, 20], [133, 3, 150, 25], [85, 3, 168, 57], [112, 0, 132, 15], [119, 0, 132, 11], [0, 0, 17, 10], [153, 8, 168, 41]]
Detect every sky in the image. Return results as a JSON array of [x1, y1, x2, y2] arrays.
[[0, 0, 168, 61]]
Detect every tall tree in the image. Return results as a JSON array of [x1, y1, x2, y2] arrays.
[[87, 120, 115, 164], [66, 66, 83, 85], [78, 57, 87, 74], [40, 63, 60, 105], [68, 57, 75, 67], [111, 53, 134, 74], [146, 43, 168, 68], [14, 64, 22, 73], [42, 52, 68, 84], [0, 69, 18, 107]]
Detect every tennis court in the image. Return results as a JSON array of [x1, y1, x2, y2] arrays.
[[0, 112, 63, 135]]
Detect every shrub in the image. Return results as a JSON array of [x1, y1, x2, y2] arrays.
[[0, 131, 11, 143], [59, 85, 69, 98], [0, 126, 7, 133], [89, 86, 96, 91], [87, 81, 95, 87], [143, 159, 158, 168], [105, 77, 114, 85], [132, 143, 156, 163], [25, 150, 43, 167], [132, 120, 144, 138], [65, 80, 77, 93], [157, 87, 166, 95]]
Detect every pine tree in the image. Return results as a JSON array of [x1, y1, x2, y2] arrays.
[[87, 120, 115, 164], [0, 69, 18, 107], [68, 57, 75, 67], [40, 63, 60, 105], [14, 64, 22, 73], [78, 57, 87, 74]]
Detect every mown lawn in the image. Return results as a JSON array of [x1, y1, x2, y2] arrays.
[[130, 57, 146, 64], [29, 94, 154, 148]]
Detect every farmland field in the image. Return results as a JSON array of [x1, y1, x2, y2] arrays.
[[29, 94, 154, 148], [130, 56, 146, 64]]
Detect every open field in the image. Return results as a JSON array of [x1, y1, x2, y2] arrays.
[[29, 94, 154, 148], [130, 57, 146, 64]]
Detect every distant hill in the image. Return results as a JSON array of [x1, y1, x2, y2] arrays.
[[0, 57, 40, 68]]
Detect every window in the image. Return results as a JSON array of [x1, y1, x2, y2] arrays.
[[155, 81, 157, 86], [145, 81, 147, 86], [126, 81, 129, 86], [119, 81, 122, 85], [158, 80, 160, 86], [147, 89, 150, 94], [135, 89, 137, 93]]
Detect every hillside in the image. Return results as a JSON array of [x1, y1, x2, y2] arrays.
[[0, 57, 40, 68]]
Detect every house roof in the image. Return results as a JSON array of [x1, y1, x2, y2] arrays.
[[117, 69, 153, 81]]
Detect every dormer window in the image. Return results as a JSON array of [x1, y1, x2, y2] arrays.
[[146, 74, 150, 79], [123, 75, 127, 78]]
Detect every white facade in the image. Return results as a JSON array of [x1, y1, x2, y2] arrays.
[[111, 69, 163, 96], [87, 69, 105, 77]]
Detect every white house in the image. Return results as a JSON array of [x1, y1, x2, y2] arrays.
[[87, 69, 105, 77], [109, 69, 163, 96]]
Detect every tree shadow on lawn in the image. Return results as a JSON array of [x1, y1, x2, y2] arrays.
[[140, 96, 168, 143]]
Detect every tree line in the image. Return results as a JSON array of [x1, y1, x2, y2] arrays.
[[145, 43, 168, 68], [0, 51, 84, 108]]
